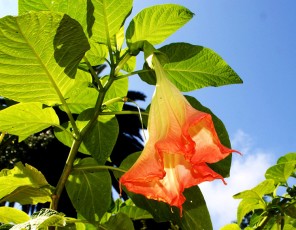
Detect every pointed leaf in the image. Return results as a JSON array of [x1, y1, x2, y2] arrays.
[[220, 224, 241, 230], [0, 162, 53, 204], [265, 153, 296, 184], [140, 43, 242, 91], [55, 110, 119, 164], [0, 102, 59, 141], [91, 0, 133, 44], [126, 5, 193, 51], [0, 12, 90, 105], [0, 207, 30, 224], [66, 158, 112, 222]]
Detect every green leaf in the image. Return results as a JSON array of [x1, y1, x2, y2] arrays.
[[126, 4, 193, 51], [66, 158, 112, 222], [236, 198, 265, 225], [140, 43, 242, 91], [234, 179, 275, 199], [265, 152, 296, 184], [99, 213, 134, 230], [186, 96, 233, 177], [55, 110, 119, 164], [118, 152, 213, 230], [102, 77, 129, 112], [0, 162, 53, 204], [91, 0, 133, 44], [0, 102, 59, 141], [62, 70, 98, 114], [220, 223, 241, 230], [19, 0, 91, 38], [0, 12, 90, 106], [10, 209, 66, 229], [0, 207, 30, 224]]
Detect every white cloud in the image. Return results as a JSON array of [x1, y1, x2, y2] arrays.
[[199, 130, 275, 230]]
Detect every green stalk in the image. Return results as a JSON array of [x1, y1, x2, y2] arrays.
[[51, 45, 133, 211], [115, 69, 152, 79], [72, 165, 127, 173]]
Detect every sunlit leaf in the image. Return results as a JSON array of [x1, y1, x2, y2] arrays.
[[236, 199, 265, 225], [91, 0, 133, 44], [265, 152, 296, 184], [220, 223, 241, 230], [0, 162, 53, 204], [126, 4, 193, 51], [140, 43, 242, 91], [0, 207, 30, 224], [0, 12, 90, 105], [0, 102, 59, 141], [66, 158, 112, 223]]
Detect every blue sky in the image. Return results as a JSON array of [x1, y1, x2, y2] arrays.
[[1, 1, 295, 229]]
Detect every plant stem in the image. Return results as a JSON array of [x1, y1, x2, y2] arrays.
[[115, 69, 152, 79], [72, 165, 127, 173], [0, 132, 5, 144], [100, 111, 149, 116]]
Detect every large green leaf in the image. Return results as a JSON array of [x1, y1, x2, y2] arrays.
[[91, 0, 133, 44], [126, 4, 193, 51], [55, 109, 119, 164], [0, 207, 30, 224], [117, 152, 213, 230], [140, 43, 242, 91], [265, 152, 296, 184], [19, 0, 109, 66], [0, 102, 59, 141], [0, 12, 90, 105], [0, 162, 53, 204], [66, 158, 112, 223]]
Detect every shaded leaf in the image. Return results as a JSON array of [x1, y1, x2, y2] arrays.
[[140, 43, 242, 91], [0, 102, 59, 141], [0, 207, 30, 224], [102, 77, 129, 112], [126, 5, 193, 51], [66, 158, 112, 222], [0, 12, 90, 105], [55, 110, 119, 164], [0, 162, 53, 205], [99, 213, 134, 230]]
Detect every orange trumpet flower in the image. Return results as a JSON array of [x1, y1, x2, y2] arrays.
[[120, 54, 238, 214]]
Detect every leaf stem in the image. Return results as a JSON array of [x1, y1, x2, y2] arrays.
[[115, 69, 152, 79], [83, 56, 104, 90], [100, 111, 149, 116], [72, 165, 127, 173], [0, 132, 5, 144]]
